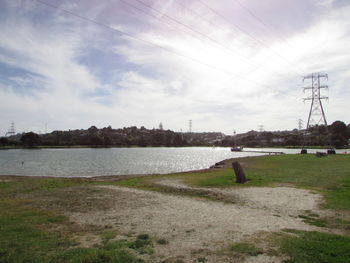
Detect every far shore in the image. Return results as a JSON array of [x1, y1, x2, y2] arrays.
[[1, 145, 349, 150]]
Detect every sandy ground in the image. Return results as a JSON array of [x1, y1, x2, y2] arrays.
[[67, 179, 325, 263]]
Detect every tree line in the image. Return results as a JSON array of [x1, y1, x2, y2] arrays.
[[219, 121, 350, 148], [0, 121, 349, 148]]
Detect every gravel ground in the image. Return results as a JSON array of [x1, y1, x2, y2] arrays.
[[68, 180, 324, 262]]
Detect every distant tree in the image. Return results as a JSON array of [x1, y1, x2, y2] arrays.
[[152, 132, 164, 146], [164, 131, 173, 146], [130, 126, 138, 136], [103, 136, 112, 146], [0, 137, 9, 146], [89, 135, 103, 145], [220, 137, 233, 147], [330, 121, 347, 136], [138, 136, 148, 147], [20, 132, 41, 147], [173, 134, 184, 146], [330, 121, 348, 147], [88, 126, 98, 134]]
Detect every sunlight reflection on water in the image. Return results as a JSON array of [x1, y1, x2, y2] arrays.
[[0, 147, 347, 177]]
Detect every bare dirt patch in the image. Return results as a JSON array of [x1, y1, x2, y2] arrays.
[[0, 179, 13, 182], [156, 179, 323, 216], [66, 182, 323, 263]]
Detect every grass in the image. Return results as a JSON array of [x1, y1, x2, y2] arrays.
[[0, 199, 143, 263], [114, 154, 350, 210], [0, 177, 89, 198], [0, 178, 145, 263], [229, 243, 263, 256], [1, 154, 350, 262], [297, 212, 350, 232], [298, 215, 328, 227], [278, 230, 350, 263]]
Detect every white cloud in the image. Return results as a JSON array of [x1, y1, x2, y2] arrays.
[[0, 0, 349, 136]]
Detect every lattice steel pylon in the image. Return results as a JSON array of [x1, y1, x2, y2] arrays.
[[303, 73, 328, 128], [298, 119, 303, 130], [5, 121, 16, 137]]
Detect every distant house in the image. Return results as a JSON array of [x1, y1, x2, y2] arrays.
[[272, 138, 285, 143]]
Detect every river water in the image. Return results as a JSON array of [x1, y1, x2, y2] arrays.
[[0, 147, 348, 177]]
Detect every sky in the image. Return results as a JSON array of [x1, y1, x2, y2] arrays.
[[0, 0, 349, 135]]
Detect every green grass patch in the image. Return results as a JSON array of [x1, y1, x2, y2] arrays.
[[129, 234, 151, 249], [53, 247, 143, 263], [0, 198, 142, 262], [0, 179, 144, 263], [157, 238, 168, 245], [0, 198, 69, 263], [0, 177, 90, 198], [298, 215, 327, 227], [297, 211, 350, 231], [114, 154, 350, 210], [279, 230, 350, 263], [229, 242, 263, 256]]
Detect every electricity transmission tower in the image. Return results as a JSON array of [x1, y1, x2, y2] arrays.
[[188, 120, 192, 133], [301, 73, 335, 153], [298, 119, 303, 130], [5, 121, 16, 137], [303, 73, 328, 128]]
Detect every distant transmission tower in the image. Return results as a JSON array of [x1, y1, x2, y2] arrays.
[[188, 120, 192, 133], [5, 121, 16, 137], [303, 73, 328, 128], [258, 125, 264, 132], [298, 119, 303, 130]]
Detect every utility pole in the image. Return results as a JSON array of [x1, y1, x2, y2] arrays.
[[303, 73, 328, 128]]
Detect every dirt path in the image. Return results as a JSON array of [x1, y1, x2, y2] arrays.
[[68, 179, 324, 262], [155, 179, 323, 216]]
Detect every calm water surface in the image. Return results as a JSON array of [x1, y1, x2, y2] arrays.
[[0, 147, 347, 177]]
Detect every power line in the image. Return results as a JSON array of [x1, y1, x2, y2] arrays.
[[173, 0, 228, 35], [32, 0, 272, 90], [234, 0, 297, 50], [197, 0, 304, 77], [120, 0, 246, 62], [32, 0, 231, 75], [132, 0, 290, 79], [120, 0, 203, 40], [172, 0, 293, 79]]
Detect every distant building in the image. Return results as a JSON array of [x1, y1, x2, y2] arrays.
[[272, 138, 285, 143]]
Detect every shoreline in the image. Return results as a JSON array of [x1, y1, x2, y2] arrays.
[[1, 145, 349, 150], [0, 156, 246, 181]]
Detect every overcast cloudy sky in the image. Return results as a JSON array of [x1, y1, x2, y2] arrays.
[[0, 0, 349, 135]]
